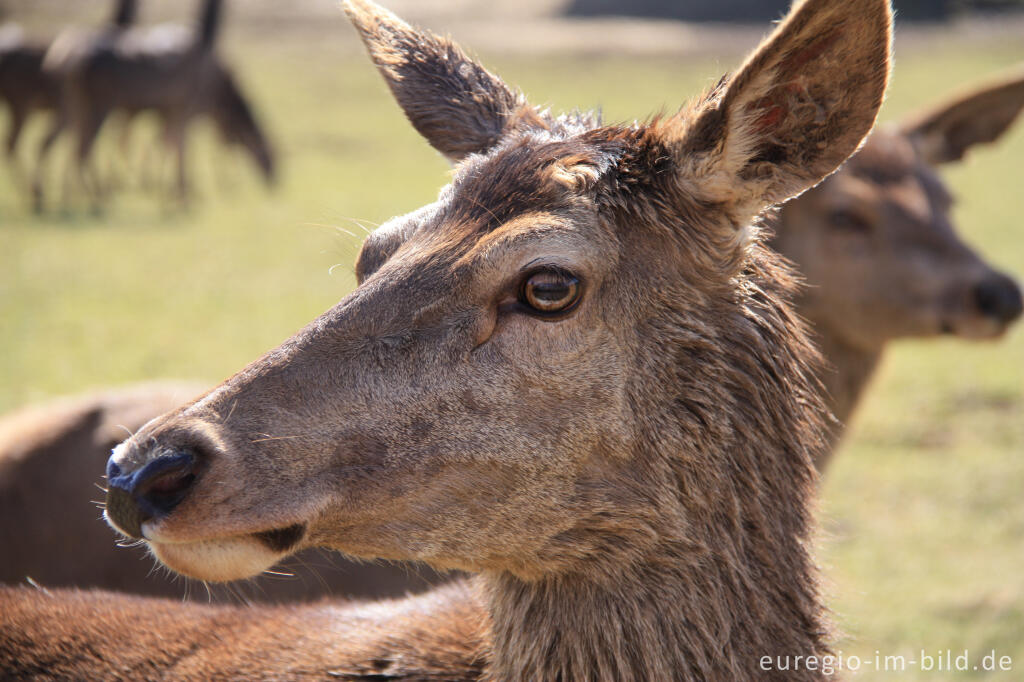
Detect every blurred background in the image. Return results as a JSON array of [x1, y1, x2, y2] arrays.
[[2, 1, 1023, 679]]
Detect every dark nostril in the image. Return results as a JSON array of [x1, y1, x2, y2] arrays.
[[105, 451, 199, 538], [974, 278, 1024, 323], [133, 452, 198, 517]]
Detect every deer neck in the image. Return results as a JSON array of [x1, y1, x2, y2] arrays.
[[483, 529, 828, 681], [483, 423, 829, 675], [813, 326, 884, 449]]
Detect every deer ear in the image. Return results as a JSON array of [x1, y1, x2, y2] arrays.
[[354, 204, 436, 283], [900, 66, 1024, 165], [342, 0, 527, 163], [672, 0, 892, 223]]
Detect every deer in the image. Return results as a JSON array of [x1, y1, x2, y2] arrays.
[[769, 66, 1024, 468], [33, 0, 274, 209], [4, 67, 1022, 606], [0, 0, 893, 678], [0, 1, 136, 182], [0, 26, 57, 171]]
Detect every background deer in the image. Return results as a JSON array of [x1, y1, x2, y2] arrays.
[[0, 26, 56, 173], [770, 67, 1024, 467], [33, 0, 274, 209], [0, 0, 893, 678], [0, 0, 135, 182]]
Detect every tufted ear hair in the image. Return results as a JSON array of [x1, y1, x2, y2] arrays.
[[900, 65, 1024, 165], [667, 0, 892, 227], [342, 0, 532, 163]]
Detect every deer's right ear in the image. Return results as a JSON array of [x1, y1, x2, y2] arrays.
[[900, 65, 1024, 165], [342, 0, 528, 163], [669, 0, 892, 227], [354, 204, 436, 283]]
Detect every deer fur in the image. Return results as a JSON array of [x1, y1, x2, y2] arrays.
[[0, 0, 893, 679], [34, 0, 274, 208]]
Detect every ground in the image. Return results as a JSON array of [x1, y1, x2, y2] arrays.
[[1, 2, 1023, 679]]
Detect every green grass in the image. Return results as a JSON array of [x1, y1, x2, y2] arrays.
[[3, 24, 1024, 680]]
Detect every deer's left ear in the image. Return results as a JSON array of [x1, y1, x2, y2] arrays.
[[670, 0, 892, 224], [900, 65, 1024, 165], [342, 0, 530, 163]]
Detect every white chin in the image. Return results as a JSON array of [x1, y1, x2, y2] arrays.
[[148, 536, 279, 582]]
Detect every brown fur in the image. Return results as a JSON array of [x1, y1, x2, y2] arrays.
[[33, 0, 274, 208], [770, 67, 1024, 466], [0, 0, 893, 679]]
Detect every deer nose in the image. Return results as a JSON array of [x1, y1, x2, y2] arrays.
[[105, 451, 199, 539], [973, 276, 1023, 324]]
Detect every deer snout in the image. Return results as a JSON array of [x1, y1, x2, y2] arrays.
[[973, 275, 1024, 325], [105, 451, 200, 539]]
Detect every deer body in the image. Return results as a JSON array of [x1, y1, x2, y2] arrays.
[[0, 35, 57, 161], [0, 0, 893, 678], [0, 580, 488, 681]]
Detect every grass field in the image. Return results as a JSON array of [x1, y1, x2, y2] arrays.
[[2, 11, 1023, 680]]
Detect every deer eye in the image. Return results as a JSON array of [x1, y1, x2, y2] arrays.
[[519, 269, 581, 315], [829, 208, 871, 233]]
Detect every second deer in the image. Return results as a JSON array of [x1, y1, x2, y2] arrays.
[[771, 67, 1024, 467]]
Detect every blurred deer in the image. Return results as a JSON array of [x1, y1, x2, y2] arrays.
[[0, 1, 135, 182], [770, 66, 1024, 468], [0, 26, 54, 171], [0, 0, 892, 678], [35, 0, 274, 209]]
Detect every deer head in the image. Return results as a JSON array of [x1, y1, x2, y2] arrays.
[[209, 64, 276, 185], [771, 67, 1024, 352], [104, 0, 891, 589]]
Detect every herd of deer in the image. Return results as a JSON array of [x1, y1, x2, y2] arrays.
[[0, 0, 274, 211], [1, 0, 1023, 678]]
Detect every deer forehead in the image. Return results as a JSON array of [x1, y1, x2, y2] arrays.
[[368, 138, 627, 269], [846, 127, 918, 182], [442, 136, 621, 226]]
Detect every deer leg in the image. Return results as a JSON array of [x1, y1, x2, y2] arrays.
[[163, 119, 190, 205], [31, 113, 67, 214], [73, 108, 110, 211], [139, 113, 169, 194], [108, 110, 140, 192], [4, 105, 25, 160], [4, 106, 28, 190]]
